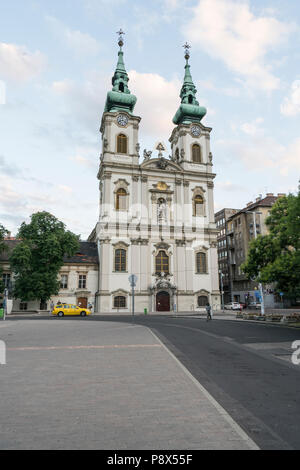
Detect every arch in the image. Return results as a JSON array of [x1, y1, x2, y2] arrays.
[[119, 82, 124, 92], [155, 250, 169, 275], [117, 134, 128, 154], [192, 144, 201, 163], [196, 251, 207, 274], [114, 248, 127, 272], [115, 188, 127, 211], [188, 94, 193, 104]]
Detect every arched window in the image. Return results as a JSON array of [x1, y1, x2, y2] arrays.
[[115, 249, 126, 272], [117, 134, 127, 154], [193, 194, 204, 216], [196, 252, 207, 274], [188, 94, 193, 104], [192, 144, 201, 163], [155, 250, 169, 275], [114, 296, 126, 308], [119, 82, 124, 92], [198, 295, 208, 307], [116, 188, 127, 211]]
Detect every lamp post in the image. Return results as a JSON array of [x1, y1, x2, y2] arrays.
[[246, 210, 265, 316], [219, 270, 224, 312]]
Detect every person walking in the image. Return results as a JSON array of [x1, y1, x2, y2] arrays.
[[50, 300, 54, 315], [206, 303, 212, 321]]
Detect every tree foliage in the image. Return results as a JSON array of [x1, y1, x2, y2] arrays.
[[0, 224, 9, 294], [10, 212, 79, 303], [242, 192, 300, 298]]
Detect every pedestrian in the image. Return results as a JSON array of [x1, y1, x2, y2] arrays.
[[50, 300, 54, 315], [206, 303, 212, 321], [88, 302, 93, 311]]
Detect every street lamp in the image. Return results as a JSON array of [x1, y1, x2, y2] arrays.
[[245, 210, 265, 316], [219, 270, 224, 312]]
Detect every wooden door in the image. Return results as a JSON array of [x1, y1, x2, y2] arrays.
[[77, 297, 87, 308], [156, 291, 170, 312]]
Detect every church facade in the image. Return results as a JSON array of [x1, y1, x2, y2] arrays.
[[88, 36, 221, 313]]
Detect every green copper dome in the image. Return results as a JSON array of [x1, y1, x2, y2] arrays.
[[104, 37, 137, 114], [173, 48, 206, 125]]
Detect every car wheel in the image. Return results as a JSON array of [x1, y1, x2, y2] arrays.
[[58, 311, 64, 317], [80, 311, 86, 317]]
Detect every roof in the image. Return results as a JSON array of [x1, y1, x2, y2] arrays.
[[0, 240, 98, 265], [228, 195, 279, 220]]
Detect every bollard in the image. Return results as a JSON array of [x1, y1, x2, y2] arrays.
[[144, 308, 148, 315]]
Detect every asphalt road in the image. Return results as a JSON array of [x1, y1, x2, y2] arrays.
[[4, 314, 300, 449], [92, 315, 300, 450]]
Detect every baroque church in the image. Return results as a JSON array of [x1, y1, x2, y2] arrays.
[[88, 33, 221, 313], [1, 34, 221, 314]]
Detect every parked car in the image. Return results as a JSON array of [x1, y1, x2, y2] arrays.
[[224, 302, 242, 311], [248, 302, 261, 310], [52, 304, 92, 317]]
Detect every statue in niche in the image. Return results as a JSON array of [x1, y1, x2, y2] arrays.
[[157, 198, 167, 223]]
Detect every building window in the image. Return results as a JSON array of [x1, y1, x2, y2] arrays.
[[60, 274, 68, 289], [78, 275, 86, 289], [193, 195, 204, 216], [196, 252, 207, 274], [198, 295, 208, 307], [192, 144, 201, 163], [2, 273, 11, 288], [115, 249, 126, 272], [155, 251, 169, 274], [114, 296, 126, 308], [116, 188, 127, 211], [117, 134, 127, 154], [19, 302, 27, 311]]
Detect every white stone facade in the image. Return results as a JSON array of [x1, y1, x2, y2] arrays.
[[90, 111, 221, 313]]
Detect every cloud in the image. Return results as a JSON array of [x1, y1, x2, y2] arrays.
[[129, 70, 180, 138], [183, 0, 295, 91], [0, 43, 45, 82], [46, 16, 100, 57], [240, 117, 264, 136], [226, 135, 300, 176], [281, 80, 300, 116]]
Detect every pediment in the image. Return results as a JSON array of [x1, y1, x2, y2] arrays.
[[140, 158, 183, 172]]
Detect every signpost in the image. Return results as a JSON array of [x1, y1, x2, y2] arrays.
[[129, 275, 137, 322]]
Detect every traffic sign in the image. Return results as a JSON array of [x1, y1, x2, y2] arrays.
[[129, 274, 137, 287]]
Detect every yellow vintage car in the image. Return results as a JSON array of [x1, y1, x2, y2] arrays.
[[52, 304, 92, 317]]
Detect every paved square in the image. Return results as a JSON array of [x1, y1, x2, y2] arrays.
[[0, 319, 257, 450]]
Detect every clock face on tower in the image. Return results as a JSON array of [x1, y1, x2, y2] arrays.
[[191, 125, 201, 137], [117, 114, 129, 127]]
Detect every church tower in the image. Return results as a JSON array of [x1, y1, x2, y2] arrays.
[[90, 36, 220, 314]]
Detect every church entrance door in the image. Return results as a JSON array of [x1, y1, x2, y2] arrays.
[[156, 291, 170, 312]]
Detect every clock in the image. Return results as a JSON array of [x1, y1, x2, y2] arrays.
[[191, 125, 201, 137], [117, 114, 128, 127]]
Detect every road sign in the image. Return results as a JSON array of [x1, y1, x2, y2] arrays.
[[129, 274, 137, 287]]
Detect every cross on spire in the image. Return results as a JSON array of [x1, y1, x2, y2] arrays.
[[183, 42, 191, 62], [117, 29, 125, 48]]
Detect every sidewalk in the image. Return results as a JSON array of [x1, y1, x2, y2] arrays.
[[0, 319, 258, 450]]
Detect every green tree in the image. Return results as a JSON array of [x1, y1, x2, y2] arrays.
[[0, 224, 9, 294], [10, 212, 79, 305], [242, 191, 300, 298]]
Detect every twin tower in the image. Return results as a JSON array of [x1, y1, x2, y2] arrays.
[[89, 33, 221, 314]]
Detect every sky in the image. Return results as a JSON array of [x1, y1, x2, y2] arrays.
[[0, 0, 299, 239]]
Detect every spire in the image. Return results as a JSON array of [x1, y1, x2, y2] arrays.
[[104, 30, 137, 114], [173, 43, 207, 125]]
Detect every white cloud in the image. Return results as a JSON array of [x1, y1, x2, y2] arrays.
[[0, 43, 45, 82], [46, 16, 100, 57], [129, 70, 180, 138], [183, 0, 295, 91], [226, 136, 300, 176], [281, 80, 300, 116], [240, 117, 264, 136]]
